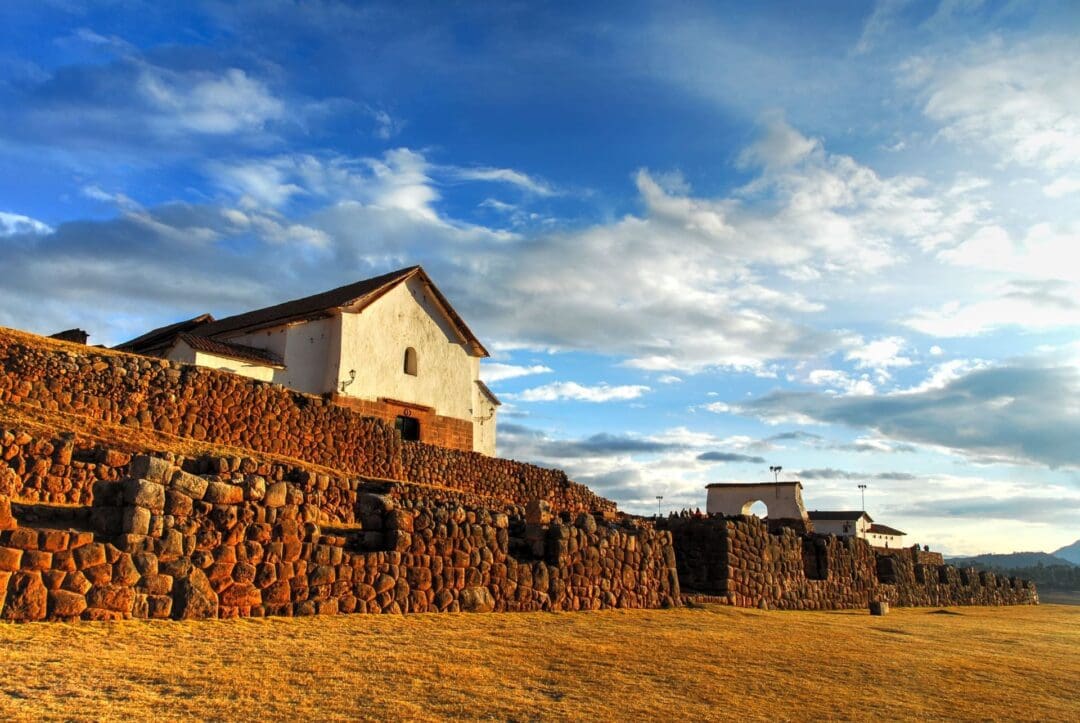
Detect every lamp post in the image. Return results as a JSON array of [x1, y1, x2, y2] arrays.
[[769, 465, 782, 483], [858, 483, 867, 512], [655, 495, 663, 517]]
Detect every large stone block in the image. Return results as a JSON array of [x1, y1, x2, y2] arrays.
[[128, 456, 173, 485], [173, 568, 218, 620], [169, 470, 208, 500], [0, 546, 23, 571], [0, 497, 14, 531], [123, 478, 166, 513], [48, 589, 87, 618], [263, 482, 288, 508], [204, 481, 244, 505], [459, 586, 495, 613], [219, 581, 261, 607], [122, 506, 151, 536], [87, 584, 135, 614], [2, 571, 47, 621]]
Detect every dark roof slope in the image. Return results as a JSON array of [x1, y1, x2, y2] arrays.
[[175, 333, 284, 367], [475, 380, 502, 406], [808, 510, 874, 522], [116, 314, 215, 354], [868, 523, 906, 536], [193, 266, 489, 357]]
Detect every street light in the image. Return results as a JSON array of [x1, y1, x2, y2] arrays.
[[655, 495, 663, 517], [769, 465, 782, 483], [858, 483, 867, 512]]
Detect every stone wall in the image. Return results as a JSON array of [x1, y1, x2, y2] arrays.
[[0, 329, 611, 514], [0, 454, 678, 622], [659, 514, 1037, 610], [330, 393, 474, 454]]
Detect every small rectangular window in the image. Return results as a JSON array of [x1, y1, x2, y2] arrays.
[[395, 415, 420, 441]]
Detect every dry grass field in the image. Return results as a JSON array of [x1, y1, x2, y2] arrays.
[[0, 604, 1076, 721]]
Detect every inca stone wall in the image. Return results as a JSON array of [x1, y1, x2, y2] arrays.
[[659, 514, 1037, 610], [0, 454, 679, 622], [0, 329, 613, 514], [0, 329, 1039, 621]]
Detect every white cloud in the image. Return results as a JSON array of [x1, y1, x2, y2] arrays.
[[906, 279, 1080, 337], [657, 375, 683, 384], [81, 186, 139, 209], [0, 212, 52, 237], [137, 66, 284, 136], [448, 166, 556, 196], [736, 112, 820, 170], [845, 336, 913, 374], [807, 369, 876, 397], [514, 382, 650, 403], [853, 0, 911, 56], [908, 35, 1080, 172], [480, 363, 553, 383], [893, 358, 991, 395], [1043, 176, 1080, 198]]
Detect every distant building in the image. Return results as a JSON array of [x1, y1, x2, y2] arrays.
[[705, 481, 812, 532], [49, 328, 89, 344], [116, 266, 499, 456], [808, 511, 906, 548]]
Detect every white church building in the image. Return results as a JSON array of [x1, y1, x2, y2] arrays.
[[117, 266, 500, 456]]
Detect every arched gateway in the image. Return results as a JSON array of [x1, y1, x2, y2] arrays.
[[705, 481, 813, 533]]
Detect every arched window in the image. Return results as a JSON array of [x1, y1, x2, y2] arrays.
[[403, 347, 417, 376]]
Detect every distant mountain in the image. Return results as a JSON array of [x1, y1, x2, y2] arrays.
[[948, 551, 1077, 569], [1052, 540, 1080, 566]]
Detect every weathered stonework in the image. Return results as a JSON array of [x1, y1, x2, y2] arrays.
[[0, 329, 613, 515], [659, 514, 1038, 610], [0, 328, 1037, 622], [0, 453, 679, 621]]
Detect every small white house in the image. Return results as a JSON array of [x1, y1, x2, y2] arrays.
[[807, 511, 906, 548], [117, 266, 499, 456]]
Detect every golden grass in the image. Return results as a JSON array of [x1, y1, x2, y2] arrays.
[[0, 604, 1075, 721]]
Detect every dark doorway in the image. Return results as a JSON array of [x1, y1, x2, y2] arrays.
[[395, 415, 420, 441]]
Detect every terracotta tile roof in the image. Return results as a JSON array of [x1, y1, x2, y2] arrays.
[[868, 523, 906, 536], [475, 380, 502, 406], [193, 266, 489, 357], [808, 510, 875, 522], [175, 333, 285, 368], [115, 313, 215, 354]]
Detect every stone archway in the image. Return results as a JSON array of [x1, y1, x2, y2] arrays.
[[742, 499, 769, 518], [705, 481, 812, 532]]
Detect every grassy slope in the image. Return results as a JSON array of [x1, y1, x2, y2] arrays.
[[0, 605, 1076, 721]]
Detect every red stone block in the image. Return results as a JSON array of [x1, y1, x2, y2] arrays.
[[2, 571, 47, 621]]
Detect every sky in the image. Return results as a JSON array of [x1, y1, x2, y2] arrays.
[[1, 0, 1079, 555]]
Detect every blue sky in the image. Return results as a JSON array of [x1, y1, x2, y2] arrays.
[[2, 0, 1079, 554]]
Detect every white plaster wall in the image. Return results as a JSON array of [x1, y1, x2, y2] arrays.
[[473, 383, 497, 456], [225, 316, 337, 395], [869, 532, 905, 548], [706, 483, 808, 519], [811, 519, 857, 537], [165, 341, 277, 382], [165, 343, 196, 366], [336, 277, 475, 419]]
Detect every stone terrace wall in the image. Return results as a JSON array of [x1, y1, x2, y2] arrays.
[[1, 427, 131, 505], [0, 455, 678, 622], [0, 329, 612, 514], [400, 443, 614, 516], [659, 514, 1036, 610]]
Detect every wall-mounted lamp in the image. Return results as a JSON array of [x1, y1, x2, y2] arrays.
[[340, 369, 357, 392]]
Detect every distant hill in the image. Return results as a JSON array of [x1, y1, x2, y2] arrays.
[[947, 551, 1077, 569], [1052, 540, 1080, 566], [945, 551, 1080, 599]]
